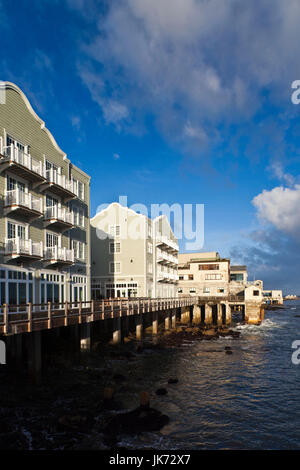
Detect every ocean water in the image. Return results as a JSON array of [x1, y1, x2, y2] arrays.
[[116, 301, 300, 450]]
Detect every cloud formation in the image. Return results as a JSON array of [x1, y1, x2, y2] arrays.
[[253, 184, 300, 236], [73, 0, 300, 158]]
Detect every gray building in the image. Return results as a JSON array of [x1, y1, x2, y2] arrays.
[[0, 82, 91, 307], [91, 203, 179, 298]]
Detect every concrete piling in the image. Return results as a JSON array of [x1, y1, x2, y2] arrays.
[[204, 303, 212, 324], [113, 317, 122, 344], [152, 312, 158, 335]]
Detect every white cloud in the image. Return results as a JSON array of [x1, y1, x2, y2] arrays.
[[113, 153, 120, 160], [74, 0, 300, 147], [252, 184, 300, 236]]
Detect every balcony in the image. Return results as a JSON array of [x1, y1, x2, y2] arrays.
[[44, 246, 74, 266], [44, 206, 74, 231], [5, 238, 43, 261], [0, 144, 45, 183], [39, 168, 76, 201], [156, 235, 179, 253], [4, 189, 43, 220]]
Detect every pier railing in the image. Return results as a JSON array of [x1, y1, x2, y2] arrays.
[[0, 296, 198, 336]]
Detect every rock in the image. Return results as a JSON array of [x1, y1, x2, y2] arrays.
[[202, 329, 218, 337], [225, 346, 232, 351], [104, 406, 169, 437], [113, 373, 126, 382], [156, 388, 168, 396], [168, 378, 179, 384], [225, 350, 233, 355]]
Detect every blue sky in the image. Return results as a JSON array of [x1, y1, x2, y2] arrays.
[[1, 0, 300, 292]]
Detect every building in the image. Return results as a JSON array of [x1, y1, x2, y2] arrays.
[[177, 252, 230, 297], [230, 265, 263, 295], [0, 82, 91, 307], [263, 290, 283, 305], [90, 203, 179, 298]]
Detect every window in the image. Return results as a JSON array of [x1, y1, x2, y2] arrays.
[[199, 264, 219, 270], [230, 273, 244, 281], [46, 232, 59, 247], [190, 288, 196, 294], [148, 242, 153, 254], [148, 263, 153, 274], [109, 262, 121, 274], [188, 274, 194, 280], [7, 135, 25, 154], [72, 240, 85, 260], [109, 242, 121, 253], [7, 221, 26, 239], [217, 288, 225, 293], [205, 274, 222, 280], [203, 287, 210, 293], [178, 289, 183, 294], [253, 290, 260, 296], [109, 225, 120, 237], [179, 276, 184, 280]]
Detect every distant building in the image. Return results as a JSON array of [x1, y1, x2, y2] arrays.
[[177, 252, 230, 297], [90, 203, 178, 299], [230, 265, 263, 295], [263, 290, 283, 305]]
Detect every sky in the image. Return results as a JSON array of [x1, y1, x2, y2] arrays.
[[1, 0, 300, 292]]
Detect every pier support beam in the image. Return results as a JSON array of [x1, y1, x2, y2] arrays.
[[225, 302, 231, 325], [27, 331, 42, 384], [180, 306, 190, 324], [217, 303, 223, 326], [80, 323, 91, 352], [113, 317, 122, 344], [171, 309, 177, 329], [152, 312, 158, 335], [204, 304, 212, 325], [245, 302, 264, 325], [165, 312, 171, 331], [192, 305, 201, 324], [135, 316, 143, 341]]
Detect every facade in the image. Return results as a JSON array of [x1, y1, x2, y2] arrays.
[[177, 252, 230, 297], [90, 203, 179, 299], [230, 265, 263, 295], [0, 82, 91, 308], [263, 290, 283, 305]]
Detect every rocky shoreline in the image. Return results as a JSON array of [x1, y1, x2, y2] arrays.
[[0, 323, 240, 450]]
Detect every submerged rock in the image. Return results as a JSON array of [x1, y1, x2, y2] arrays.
[[156, 388, 168, 396], [168, 378, 179, 384], [104, 406, 169, 437]]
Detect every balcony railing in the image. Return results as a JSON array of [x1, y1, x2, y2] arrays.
[[5, 189, 43, 213], [45, 168, 75, 194], [1, 144, 44, 179], [156, 235, 179, 252], [44, 246, 74, 264], [5, 238, 43, 258], [44, 206, 74, 225]]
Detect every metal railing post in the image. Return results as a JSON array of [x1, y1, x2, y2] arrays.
[[28, 302, 32, 332], [48, 301, 52, 329]]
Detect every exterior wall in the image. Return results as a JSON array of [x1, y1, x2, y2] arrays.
[[263, 290, 283, 305], [91, 204, 178, 298], [244, 285, 263, 303], [154, 215, 178, 298], [177, 252, 230, 297], [0, 83, 91, 306]]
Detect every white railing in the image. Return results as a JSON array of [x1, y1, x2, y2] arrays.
[[1, 144, 44, 178], [5, 189, 42, 213], [156, 235, 179, 252], [44, 206, 74, 225], [46, 168, 75, 194], [44, 246, 74, 263], [5, 238, 43, 257]]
